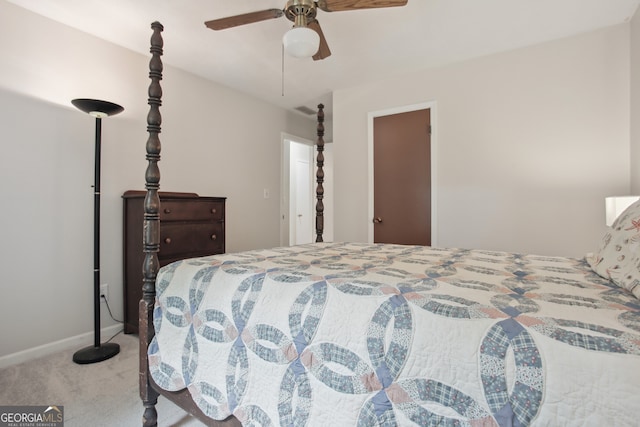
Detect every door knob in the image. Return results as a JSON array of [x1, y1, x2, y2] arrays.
[[373, 217, 383, 224]]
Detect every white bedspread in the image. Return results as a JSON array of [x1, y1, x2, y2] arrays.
[[149, 242, 640, 426]]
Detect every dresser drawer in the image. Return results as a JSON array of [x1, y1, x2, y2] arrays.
[[160, 200, 224, 222], [159, 222, 224, 259]]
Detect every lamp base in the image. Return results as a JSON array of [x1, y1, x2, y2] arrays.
[[72, 342, 120, 364]]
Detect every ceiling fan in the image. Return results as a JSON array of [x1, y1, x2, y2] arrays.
[[204, 0, 408, 60]]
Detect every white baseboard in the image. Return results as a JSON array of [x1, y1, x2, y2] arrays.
[[0, 324, 124, 369]]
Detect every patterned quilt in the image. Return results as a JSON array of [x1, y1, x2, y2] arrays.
[[148, 242, 640, 426]]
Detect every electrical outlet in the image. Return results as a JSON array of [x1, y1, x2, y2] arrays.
[[100, 283, 108, 302]]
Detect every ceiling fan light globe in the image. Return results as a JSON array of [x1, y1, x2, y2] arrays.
[[283, 27, 319, 58]]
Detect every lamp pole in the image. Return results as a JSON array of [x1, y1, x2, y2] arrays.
[[71, 98, 124, 364], [93, 114, 102, 349]]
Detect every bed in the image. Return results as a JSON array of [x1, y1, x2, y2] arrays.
[[139, 22, 640, 426]]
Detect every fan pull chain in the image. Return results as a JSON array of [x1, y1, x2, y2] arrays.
[[281, 43, 285, 97]]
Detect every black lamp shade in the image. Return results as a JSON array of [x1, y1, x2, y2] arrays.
[[72, 98, 124, 117]]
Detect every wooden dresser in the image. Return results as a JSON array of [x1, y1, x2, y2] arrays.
[[122, 191, 226, 334]]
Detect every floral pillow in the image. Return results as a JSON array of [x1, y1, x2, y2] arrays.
[[610, 259, 640, 298], [586, 199, 640, 297]]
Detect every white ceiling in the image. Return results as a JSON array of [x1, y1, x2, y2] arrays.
[[7, 0, 640, 118]]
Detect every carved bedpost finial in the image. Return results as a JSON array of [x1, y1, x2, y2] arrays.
[[315, 103, 325, 243]]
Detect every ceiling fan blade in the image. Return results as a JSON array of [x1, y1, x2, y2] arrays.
[[308, 20, 331, 61], [317, 0, 407, 12], [205, 9, 284, 30]]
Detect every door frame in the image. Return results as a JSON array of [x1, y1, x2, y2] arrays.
[[367, 101, 438, 245]]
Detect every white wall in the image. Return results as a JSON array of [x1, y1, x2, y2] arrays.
[[0, 2, 314, 360], [333, 25, 631, 258]]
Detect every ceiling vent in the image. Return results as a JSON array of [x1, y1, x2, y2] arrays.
[[294, 105, 316, 115]]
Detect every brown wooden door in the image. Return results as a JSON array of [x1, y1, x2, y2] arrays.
[[373, 109, 431, 245]]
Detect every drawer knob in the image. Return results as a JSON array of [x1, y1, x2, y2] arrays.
[[211, 234, 217, 241], [211, 208, 217, 214], [164, 237, 171, 244], [164, 208, 172, 214]]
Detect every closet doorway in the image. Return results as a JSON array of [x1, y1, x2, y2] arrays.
[[290, 140, 314, 245], [369, 103, 437, 246], [281, 138, 314, 246]]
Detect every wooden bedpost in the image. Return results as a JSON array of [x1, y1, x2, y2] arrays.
[[315, 103, 325, 243], [140, 20, 163, 427]]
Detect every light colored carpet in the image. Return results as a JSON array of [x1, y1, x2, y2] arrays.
[[0, 333, 203, 426]]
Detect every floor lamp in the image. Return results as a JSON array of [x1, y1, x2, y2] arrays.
[[71, 98, 124, 364]]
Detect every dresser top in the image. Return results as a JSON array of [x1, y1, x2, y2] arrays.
[[122, 190, 226, 200]]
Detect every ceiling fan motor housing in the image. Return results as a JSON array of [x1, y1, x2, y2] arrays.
[[286, 0, 317, 27]]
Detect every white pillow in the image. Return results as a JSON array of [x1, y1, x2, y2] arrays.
[[586, 199, 640, 296]]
